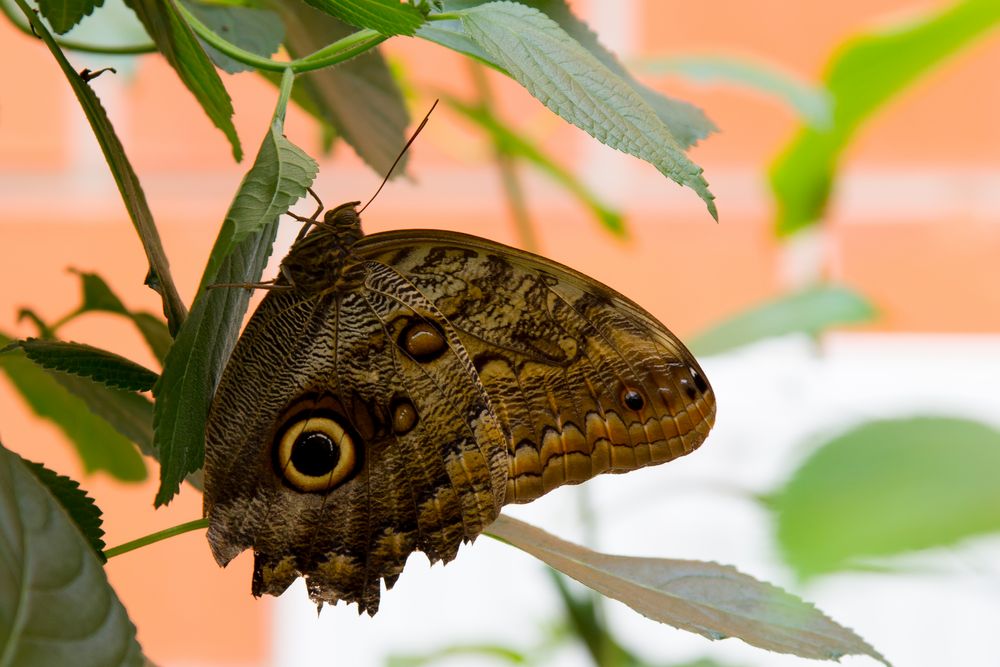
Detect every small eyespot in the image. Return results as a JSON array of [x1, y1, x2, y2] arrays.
[[391, 397, 418, 435], [400, 320, 447, 362], [276, 416, 356, 492], [680, 378, 698, 401], [690, 366, 709, 394], [621, 388, 645, 411]]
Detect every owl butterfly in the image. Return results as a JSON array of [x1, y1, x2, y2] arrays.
[[203, 201, 716, 615]]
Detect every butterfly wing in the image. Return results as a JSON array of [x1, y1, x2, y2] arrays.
[[204, 270, 508, 615], [205, 228, 715, 615], [354, 230, 716, 504]]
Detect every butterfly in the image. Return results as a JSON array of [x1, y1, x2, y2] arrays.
[[202, 201, 715, 614]]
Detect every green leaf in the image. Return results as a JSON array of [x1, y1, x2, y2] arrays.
[[14, 339, 158, 392], [18, 457, 107, 562], [0, 331, 147, 482], [272, 0, 411, 175], [129, 312, 173, 365], [183, 1, 284, 74], [444, 95, 623, 235], [487, 515, 888, 665], [153, 70, 315, 505], [439, 0, 715, 148], [387, 645, 528, 667], [65, 271, 172, 364], [0, 442, 145, 667], [73, 269, 128, 314], [770, 417, 1000, 579], [458, 2, 716, 219], [126, 0, 243, 161], [689, 284, 876, 356], [13, 1, 188, 335], [52, 374, 154, 459], [634, 54, 832, 129], [37, 0, 105, 33], [770, 0, 1000, 235], [302, 0, 425, 36]]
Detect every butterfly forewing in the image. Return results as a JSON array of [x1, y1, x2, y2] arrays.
[[355, 232, 716, 503]]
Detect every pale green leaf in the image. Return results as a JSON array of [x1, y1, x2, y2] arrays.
[[771, 417, 1000, 579], [441, 0, 715, 148], [770, 0, 1000, 235], [487, 515, 887, 664], [458, 2, 716, 218], [690, 285, 876, 356], [634, 54, 832, 128]]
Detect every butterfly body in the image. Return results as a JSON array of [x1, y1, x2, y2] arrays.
[[204, 204, 715, 614]]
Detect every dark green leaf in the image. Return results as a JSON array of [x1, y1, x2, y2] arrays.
[[487, 515, 887, 665], [689, 284, 876, 356], [37, 0, 105, 33], [14, 1, 188, 334], [60, 271, 172, 364], [15, 309, 55, 339], [302, 0, 425, 36], [0, 331, 147, 482], [184, 1, 284, 74], [129, 312, 173, 364], [771, 417, 1000, 579], [15, 339, 158, 391], [634, 54, 832, 129], [770, 0, 1000, 235], [273, 0, 411, 175], [0, 442, 144, 667], [53, 373, 155, 460], [18, 457, 106, 561], [458, 2, 716, 218], [153, 71, 314, 505], [440, 0, 715, 148], [72, 268, 128, 314], [445, 95, 623, 234], [126, 0, 243, 161]]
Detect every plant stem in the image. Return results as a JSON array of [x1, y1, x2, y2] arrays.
[[174, 0, 388, 73], [104, 517, 209, 559]]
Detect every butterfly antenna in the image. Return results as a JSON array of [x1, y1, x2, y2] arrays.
[[359, 99, 439, 214]]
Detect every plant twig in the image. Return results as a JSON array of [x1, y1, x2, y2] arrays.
[[104, 517, 209, 559]]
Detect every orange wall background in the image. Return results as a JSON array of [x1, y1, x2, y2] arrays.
[[1, 1, 999, 664]]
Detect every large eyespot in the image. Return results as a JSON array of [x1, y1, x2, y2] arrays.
[[276, 416, 356, 492]]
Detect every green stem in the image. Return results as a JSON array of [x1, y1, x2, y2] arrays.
[[174, 0, 388, 73], [104, 517, 209, 559], [0, 0, 155, 54]]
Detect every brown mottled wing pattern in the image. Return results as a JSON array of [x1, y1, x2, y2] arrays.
[[205, 224, 714, 616], [204, 259, 509, 615], [355, 231, 716, 504]]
